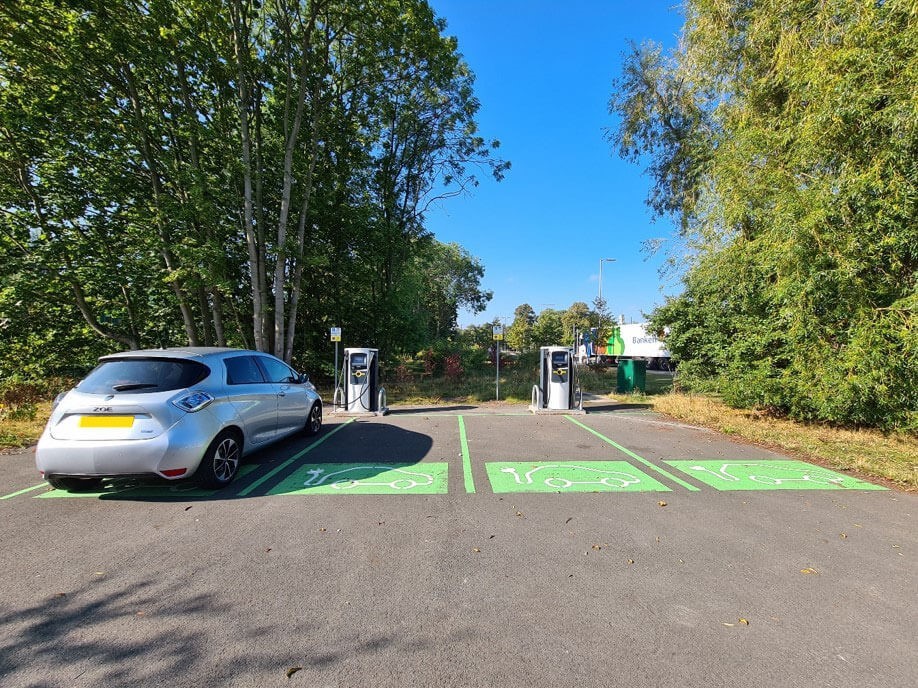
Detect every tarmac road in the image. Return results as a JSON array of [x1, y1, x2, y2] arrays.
[[0, 403, 914, 687]]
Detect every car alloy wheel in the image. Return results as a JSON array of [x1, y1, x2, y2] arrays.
[[195, 429, 242, 488], [305, 402, 322, 436], [213, 435, 240, 482]]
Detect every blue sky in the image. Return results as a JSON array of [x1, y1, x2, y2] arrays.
[[423, 1, 686, 327]]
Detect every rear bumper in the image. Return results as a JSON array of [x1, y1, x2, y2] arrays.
[[35, 415, 218, 480]]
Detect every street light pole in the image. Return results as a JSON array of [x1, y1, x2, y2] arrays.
[[598, 258, 616, 357], [598, 258, 616, 306]]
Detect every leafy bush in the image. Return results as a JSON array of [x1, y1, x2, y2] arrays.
[[0, 378, 74, 422], [444, 354, 463, 381]]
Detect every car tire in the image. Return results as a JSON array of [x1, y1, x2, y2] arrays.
[[194, 429, 242, 489], [304, 401, 322, 436], [46, 476, 104, 492]]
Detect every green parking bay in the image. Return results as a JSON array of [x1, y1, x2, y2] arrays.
[[486, 462, 671, 493], [665, 460, 886, 491], [268, 463, 449, 495]]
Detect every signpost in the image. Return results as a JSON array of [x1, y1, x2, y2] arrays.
[[492, 325, 504, 401], [330, 327, 342, 395]]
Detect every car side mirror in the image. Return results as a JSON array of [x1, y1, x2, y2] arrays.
[[299, 373, 309, 384]]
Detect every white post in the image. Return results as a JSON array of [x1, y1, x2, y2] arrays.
[[496, 339, 500, 401]]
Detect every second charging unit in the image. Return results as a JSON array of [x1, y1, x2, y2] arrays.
[[531, 346, 582, 413]]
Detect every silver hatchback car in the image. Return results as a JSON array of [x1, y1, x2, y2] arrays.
[[36, 347, 323, 491]]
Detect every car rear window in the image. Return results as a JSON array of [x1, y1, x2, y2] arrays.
[[78, 358, 210, 394]]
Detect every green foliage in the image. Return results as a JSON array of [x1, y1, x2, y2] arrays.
[[561, 302, 594, 345], [618, 0, 917, 431], [0, 377, 74, 422], [506, 303, 535, 351], [530, 308, 565, 348], [0, 0, 504, 377]]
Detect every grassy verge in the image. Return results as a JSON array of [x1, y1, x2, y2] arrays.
[[641, 393, 918, 491]]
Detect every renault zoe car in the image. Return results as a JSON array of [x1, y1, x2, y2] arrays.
[[36, 347, 323, 491]]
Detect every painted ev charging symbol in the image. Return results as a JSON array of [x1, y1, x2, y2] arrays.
[[665, 460, 886, 491], [499, 464, 641, 489], [269, 463, 449, 495], [302, 465, 434, 490], [486, 461, 671, 493]]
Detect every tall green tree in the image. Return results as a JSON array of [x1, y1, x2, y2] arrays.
[[506, 303, 535, 351], [609, 0, 917, 430], [0, 0, 506, 378], [530, 308, 564, 348], [561, 302, 593, 346]]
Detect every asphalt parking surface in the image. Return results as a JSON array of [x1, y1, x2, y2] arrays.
[[1, 403, 914, 687]]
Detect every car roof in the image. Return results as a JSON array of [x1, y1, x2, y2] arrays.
[[100, 347, 271, 362]]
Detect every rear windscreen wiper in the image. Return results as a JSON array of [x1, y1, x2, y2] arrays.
[[111, 383, 160, 392]]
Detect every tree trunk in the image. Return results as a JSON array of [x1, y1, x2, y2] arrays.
[[209, 288, 226, 347], [273, 7, 318, 360], [231, 0, 266, 352]]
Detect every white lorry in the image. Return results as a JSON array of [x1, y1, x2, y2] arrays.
[[598, 323, 672, 369]]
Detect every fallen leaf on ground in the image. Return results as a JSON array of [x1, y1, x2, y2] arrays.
[[184, 506, 192, 511], [658, 501, 667, 507], [627, 559, 635, 565], [739, 618, 749, 625], [319, 528, 326, 532], [592, 544, 602, 550], [286, 667, 303, 678], [801, 568, 819, 575], [472, 548, 481, 553], [723, 623, 735, 627], [840, 533, 847, 539], [265, 548, 272, 553], [565, 517, 573, 524], [515, 511, 523, 517]]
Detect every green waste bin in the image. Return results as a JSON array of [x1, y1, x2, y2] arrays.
[[616, 358, 647, 393]]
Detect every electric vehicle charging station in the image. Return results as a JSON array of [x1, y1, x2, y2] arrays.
[[333, 347, 389, 416], [529, 346, 584, 414]]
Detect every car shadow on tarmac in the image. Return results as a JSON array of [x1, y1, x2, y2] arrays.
[[582, 402, 653, 413], [386, 404, 477, 414], [47, 421, 435, 502]]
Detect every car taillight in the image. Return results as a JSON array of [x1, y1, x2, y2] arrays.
[[172, 391, 214, 413]]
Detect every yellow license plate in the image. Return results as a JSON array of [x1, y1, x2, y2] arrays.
[[79, 415, 135, 428]]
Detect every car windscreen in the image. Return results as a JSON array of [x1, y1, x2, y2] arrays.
[[77, 358, 211, 394]]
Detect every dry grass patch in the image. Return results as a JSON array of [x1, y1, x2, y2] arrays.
[[0, 401, 52, 450], [645, 393, 918, 490]]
